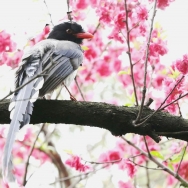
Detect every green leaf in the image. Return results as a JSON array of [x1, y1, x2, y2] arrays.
[[118, 69, 130, 75], [150, 150, 164, 160], [168, 66, 180, 79], [167, 161, 174, 171], [124, 93, 135, 107], [171, 146, 186, 163], [40, 142, 48, 150]]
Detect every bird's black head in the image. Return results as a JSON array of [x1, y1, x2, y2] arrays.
[[47, 22, 93, 44]]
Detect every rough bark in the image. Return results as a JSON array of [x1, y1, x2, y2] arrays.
[[1, 99, 188, 142]]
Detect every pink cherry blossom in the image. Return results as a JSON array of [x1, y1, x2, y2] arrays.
[[99, 150, 121, 162], [149, 39, 168, 57], [0, 30, 16, 53], [108, 29, 125, 43], [175, 54, 188, 75], [176, 161, 188, 180], [167, 175, 177, 187], [157, 0, 175, 10], [0, 50, 23, 68], [137, 6, 148, 21], [180, 76, 188, 92], [32, 149, 50, 163], [153, 75, 165, 88], [84, 44, 98, 61], [118, 159, 136, 178], [114, 12, 126, 29], [65, 155, 90, 172], [97, 62, 111, 76], [76, 0, 88, 9], [98, 148, 136, 178]]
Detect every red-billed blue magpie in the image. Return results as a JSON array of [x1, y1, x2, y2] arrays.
[[2, 21, 93, 185]]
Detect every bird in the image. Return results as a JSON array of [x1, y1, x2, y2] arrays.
[[2, 21, 93, 185]]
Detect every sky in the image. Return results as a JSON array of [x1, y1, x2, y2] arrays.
[[156, 0, 188, 64]]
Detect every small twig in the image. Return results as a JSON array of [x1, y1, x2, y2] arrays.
[[74, 76, 85, 101], [176, 143, 188, 175], [127, 22, 139, 33], [144, 136, 151, 158], [129, 159, 164, 170], [81, 158, 122, 165], [23, 123, 46, 185], [146, 161, 150, 188], [135, 0, 157, 123], [134, 75, 185, 126], [92, 22, 100, 36], [121, 136, 188, 186], [43, 0, 54, 26], [177, 101, 182, 117], [129, 153, 143, 159], [157, 75, 184, 111], [160, 92, 188, 110], [133, 157, 137, 187], [124, 0, 139, 106], [67, 0, 70, 12], [145, 98, 154, 107]]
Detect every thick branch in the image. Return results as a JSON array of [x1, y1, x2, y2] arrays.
[[1, 100, 188, 142]]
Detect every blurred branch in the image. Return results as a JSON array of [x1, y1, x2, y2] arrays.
[[1, 100, 188, 142], [23, 123, 46, 185]]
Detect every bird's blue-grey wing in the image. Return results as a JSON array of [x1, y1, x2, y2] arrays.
[[39, 41, 83, 96]]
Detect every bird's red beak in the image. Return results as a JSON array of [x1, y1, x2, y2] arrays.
[[74, 32, 93, 39]]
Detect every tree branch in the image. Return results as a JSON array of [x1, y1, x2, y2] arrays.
[[1, 100, 188, 142]]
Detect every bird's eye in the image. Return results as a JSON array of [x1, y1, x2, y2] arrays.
[[66, 29, 73, 34]]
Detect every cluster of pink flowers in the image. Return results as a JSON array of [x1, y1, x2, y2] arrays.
[[175, 54, 188, 75], [0, 25, 50, 68], [157, 0, 175, 10], [65, 155, 90, 172], [0, 30, 16, 53], [0, 30, 23, 68], [98, 144, 136, 186], [0, 50, 23, 68]]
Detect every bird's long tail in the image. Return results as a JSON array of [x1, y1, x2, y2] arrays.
[[2, 75, 44, 184]]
